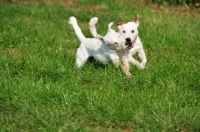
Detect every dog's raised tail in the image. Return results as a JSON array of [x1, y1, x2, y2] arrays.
[[68, 16, 85, 42], [89, 17, 98, 38]]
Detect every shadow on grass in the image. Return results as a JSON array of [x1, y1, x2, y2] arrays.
[[87, 57, 106, 69]]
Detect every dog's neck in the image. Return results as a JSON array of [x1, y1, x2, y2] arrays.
[[132, 35, 138, 43], [102, 42, 118, 53]]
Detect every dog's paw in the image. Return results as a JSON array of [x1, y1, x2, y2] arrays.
[[113, 61, 120, 68], [127, 73, 134, 78], [139, 63, 146, 70]]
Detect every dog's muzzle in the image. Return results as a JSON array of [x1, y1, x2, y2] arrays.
[[125, 38, 134, 49], [125, 42, 134, 49]]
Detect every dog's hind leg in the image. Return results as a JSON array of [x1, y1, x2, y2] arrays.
[[75, 48, 88, 68]]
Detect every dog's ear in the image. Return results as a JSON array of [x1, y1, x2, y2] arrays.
[[99, 36, 110, 45], [133, 14, 140, 26], [98, 36, 105, 42], [114, 20, 125, 26], [95, 34, 103, 40], [108, 22, 115, 32]]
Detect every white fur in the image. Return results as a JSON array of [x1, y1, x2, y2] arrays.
[[89, 15, 147, 76], [68, 16, 126, 68]]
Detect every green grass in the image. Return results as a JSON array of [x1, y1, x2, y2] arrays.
[[0, 0, 200, 131]]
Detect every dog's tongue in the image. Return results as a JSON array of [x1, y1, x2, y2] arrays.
[[128, 43, 134, 49]]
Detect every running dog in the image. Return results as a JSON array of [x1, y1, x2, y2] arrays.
[[68, 16, 127, 68], [114, 15, 147, 69], [89, 15, 147, 75], [89, 17, 143, 76]]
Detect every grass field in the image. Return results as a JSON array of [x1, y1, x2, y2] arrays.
[[0, 0, 200, 131]]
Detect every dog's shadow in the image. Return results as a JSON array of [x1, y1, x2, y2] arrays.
[[87, 57, 106, 68]]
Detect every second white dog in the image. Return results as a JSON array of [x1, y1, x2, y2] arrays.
[[68, 16, 127, 68]]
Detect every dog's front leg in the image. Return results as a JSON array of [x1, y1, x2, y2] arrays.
[[122, 56, 131, 76], [138, 50, 147, 69], [128, 55, 142, 69], [110, 54, 120, 68]]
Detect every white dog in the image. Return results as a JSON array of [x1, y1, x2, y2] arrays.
[[89, 17, 143, 75], [114, 15, 147, 69], [89, 15, 147, 75], [68, 16, 127, 68]]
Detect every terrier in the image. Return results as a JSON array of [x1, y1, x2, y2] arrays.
[[68, 16, 127, 68], [114, 15, 147, 69], [89, 15, 147, 75], [89, 16, 145, 75]]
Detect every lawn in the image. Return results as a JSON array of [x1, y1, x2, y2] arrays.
[[0, 0, 200, 131]]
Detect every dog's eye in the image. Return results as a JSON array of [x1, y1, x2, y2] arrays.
[[114, 42, 118, 45], [123, 31, 125, 33], [132, 30, 134, 33]]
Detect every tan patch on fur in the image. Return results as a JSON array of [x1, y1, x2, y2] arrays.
[[113, 14, 141, 26], [134, 14, 140, 23], [113, 20, 127, 26]]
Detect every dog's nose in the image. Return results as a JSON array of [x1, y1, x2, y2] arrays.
[[126, 38, 131, 42]]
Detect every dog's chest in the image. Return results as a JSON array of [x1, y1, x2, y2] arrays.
[[129, 44, 141, 55]]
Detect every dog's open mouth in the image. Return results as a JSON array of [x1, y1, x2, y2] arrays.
[[125, 42, 134, 49]]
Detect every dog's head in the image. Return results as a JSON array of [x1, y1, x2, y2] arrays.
[[114, 14, 140, 49], [99, 22, 127, 51]]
